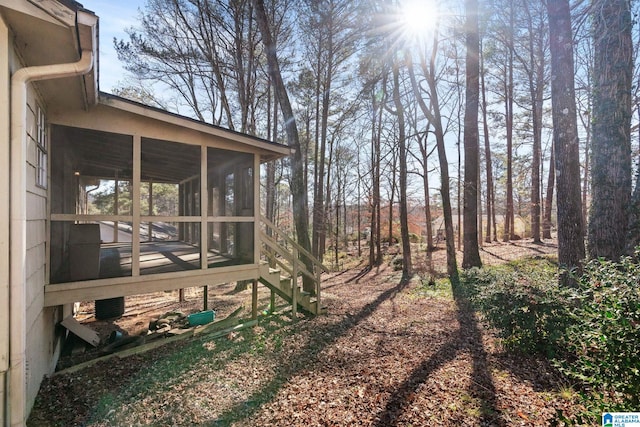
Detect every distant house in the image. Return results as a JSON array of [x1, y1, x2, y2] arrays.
[[431, 214, 529, 241], [0, 1, 323, 424]]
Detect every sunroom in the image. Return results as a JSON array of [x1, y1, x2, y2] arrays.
[[44, 93, 291, 308]]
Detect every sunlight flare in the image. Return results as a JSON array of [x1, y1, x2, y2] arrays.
[[400, 0, 439, 40]]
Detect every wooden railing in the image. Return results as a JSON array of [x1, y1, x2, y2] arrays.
[[259, 216, 328, 313]]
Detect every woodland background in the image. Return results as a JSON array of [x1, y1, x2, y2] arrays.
[[107, 0, 640, 282]]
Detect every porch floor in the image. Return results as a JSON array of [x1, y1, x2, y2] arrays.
[[98, 241, 242, 278]]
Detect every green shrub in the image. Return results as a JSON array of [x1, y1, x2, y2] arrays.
[[559, 256, 640, 406], [459, 255, 640, 415], [391, 256, 403, 271], [460, 258, 570, 356]]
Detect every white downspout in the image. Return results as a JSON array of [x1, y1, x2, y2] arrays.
[[9, 49, 93, 427]]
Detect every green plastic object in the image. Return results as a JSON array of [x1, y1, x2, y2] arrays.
[[188, 310, 215, 326]]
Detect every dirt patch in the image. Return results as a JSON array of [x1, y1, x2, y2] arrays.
[[29, 239, 576, 426], [56, 281, 274, 370]]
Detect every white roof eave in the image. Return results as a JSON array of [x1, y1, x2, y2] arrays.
[[98, 93, 291, 159]]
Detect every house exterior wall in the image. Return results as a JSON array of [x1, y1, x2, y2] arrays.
[[1, 12, 10, 427], [24, 87, 64, 414], [6, 17, 65, 417], [0, 3, 286, 424]]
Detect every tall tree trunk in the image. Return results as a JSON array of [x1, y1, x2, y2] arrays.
[[504, 0, 515, 241], [478, 161, 482, 246], [462, 0, 482, 269], [266, 82, 277, 226], [492, 180, 498, 241], [547, 0, 585, 276], [542, 146, 555, 239], [530, 87, 543, 243], [522, 0, 545, 243], [318, 31, 335, 262], [628, 107, 640, 251], [393, 62, 412, 279], [418, 131, 434, 251], [422, 156, 434, 268], [369, 113, 378, 267], [437, 126, 459, 283], [334, 187, 340, 267], [312, 31, 324, 260], [357, 148, 362, 257], [387, 147, 397, 245], [588, 0, 632, 261], [480, 46, 496, 243], [457, 115, 462, 249], [480, 40, 494, 244], [628, 166, 640, 251], [324, 136, 334, 263], [342, 178, 347, 249], [407, 49, 459, 283], [252, 0, 314, 291], [369, 87, 383, 267], [581, 112, 590, 233], [375, 87, 383, 265]]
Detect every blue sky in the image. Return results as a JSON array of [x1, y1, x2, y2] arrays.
[[81, 0, 146, 93]]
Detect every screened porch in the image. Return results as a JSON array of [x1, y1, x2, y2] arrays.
[[45, 123, 262, 306]]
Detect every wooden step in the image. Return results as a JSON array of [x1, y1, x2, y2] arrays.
[[259, 277, 291, 302], [259, 254, 323, 315], [280, 276, 291, 285], [297, 289, 311, 307]]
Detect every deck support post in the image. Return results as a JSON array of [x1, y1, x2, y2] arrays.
[[251, 280, 258, 320]]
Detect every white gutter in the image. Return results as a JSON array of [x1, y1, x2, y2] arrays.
[[9, 49, 93, 426]]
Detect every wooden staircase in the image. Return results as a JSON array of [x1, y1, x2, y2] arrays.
[[259, 216, 328, 316]]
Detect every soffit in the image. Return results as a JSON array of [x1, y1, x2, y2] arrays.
[[98, 93, 291, 162], [0, 1, 94, 110], [52, 125, 256, 184]]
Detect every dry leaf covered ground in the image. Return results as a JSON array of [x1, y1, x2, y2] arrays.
[[28, 240, 584, 426]]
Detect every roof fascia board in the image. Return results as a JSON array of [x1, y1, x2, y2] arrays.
[[98, 94, 290, 157], [77, 10, 98, 106], [28, 0, 76, 26], [0, 0, 75, 27]]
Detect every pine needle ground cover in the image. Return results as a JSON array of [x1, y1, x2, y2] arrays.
[[29, 242, 589, 426]]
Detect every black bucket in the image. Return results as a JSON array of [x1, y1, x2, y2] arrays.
[[95, 297, 125, 320]]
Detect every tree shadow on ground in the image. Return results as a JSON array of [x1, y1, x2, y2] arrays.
[[511, 240, 558, 255], [373, 280, 505, 426], [51, 266, 506, 426], [51, 266, 504, 426], [210, 272, 412, 425], [479, 247, 511, 262], [211, 269, 505, 426], [346, 265, 372, 283], [490, 350, 564, 393]]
